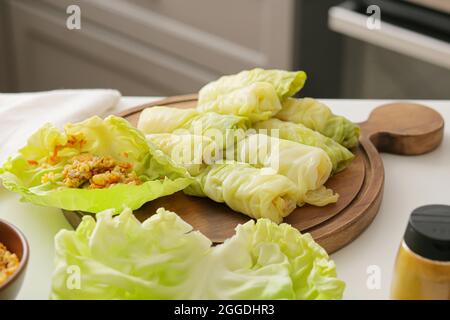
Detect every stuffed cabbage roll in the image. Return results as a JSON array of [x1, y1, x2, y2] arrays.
[[186, 112, 249, 137], [198, 68, 307, 104], [146, 133, 220, 176], [253, 118, 354, 173], [137, 107, 199, 134], [276, 98, 360, 149], [197, 82, 282, 122], [138, 107, 249, 149], [139, 106, 247, 134], [237, 134, 338, 207], [189, 161, 298, 223]]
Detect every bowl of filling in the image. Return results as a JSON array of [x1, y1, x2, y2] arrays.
[[0, 219, 29, 299]]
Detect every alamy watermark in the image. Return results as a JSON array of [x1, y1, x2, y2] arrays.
[[66, 5, 81, 30], [66, 265, 81, 290], [366, 5, 381, 30], [366, 264, 381, 290]]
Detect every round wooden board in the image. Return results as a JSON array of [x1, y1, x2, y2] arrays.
[[63, 95, 444, 254]]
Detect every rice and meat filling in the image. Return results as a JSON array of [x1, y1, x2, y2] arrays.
[[43, 154, 142, 189]]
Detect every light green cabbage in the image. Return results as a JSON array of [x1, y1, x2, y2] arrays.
[[186, 161, 299, 223], [0, 116, 192, 213], [138, 107, 250, 149], [137, 106, 199, 134], [137, 107, 249, 149], [237, 134, 337, 206], [146, 133, 220, 176], [51, 207, 211, 300], [253, 118, 354, 173], [197, 82, 282, 122], [186, 112, 249, 149], [138, 107, 249, 135], [51, 207, 345, 300], [198, 68, 307, 103], [276, 98, 360, 149]]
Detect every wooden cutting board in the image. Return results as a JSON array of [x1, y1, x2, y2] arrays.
[[63, 95, 444, 254]]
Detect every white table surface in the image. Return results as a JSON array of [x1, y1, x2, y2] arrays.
[[1, 97, 449, 300]]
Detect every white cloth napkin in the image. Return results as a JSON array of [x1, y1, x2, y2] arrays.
[[0, 89, 121, 165]]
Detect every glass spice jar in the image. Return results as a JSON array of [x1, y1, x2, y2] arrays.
[[391, 205, 450, 300]]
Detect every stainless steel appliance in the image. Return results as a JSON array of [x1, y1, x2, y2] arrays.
[[329, 0, 450, 98]]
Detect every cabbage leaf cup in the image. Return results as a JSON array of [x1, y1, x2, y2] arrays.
[[0, 116, 192, 213]]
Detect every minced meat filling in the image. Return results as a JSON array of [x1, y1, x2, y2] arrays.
[[0, 242, 20, 285], [43, 154, 142, 189]]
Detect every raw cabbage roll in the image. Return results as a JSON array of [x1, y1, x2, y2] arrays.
[[186, 111, 249, 140], [137, 106, 198, 134], [253, 118, 354, 173], [197, 82, 282, 122], [237, 134, 338, 206], [198, 68, 307, 103], [138, 107, 249, 134], [190, 161, 298, 223], [146, 133, 220, 176], [137, 107, 249, 149], [276, 98, 360, 149]]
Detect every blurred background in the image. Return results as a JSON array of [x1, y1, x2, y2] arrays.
[[0, 0, 449, 98]]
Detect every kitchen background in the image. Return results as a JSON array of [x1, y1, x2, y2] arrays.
[[0, 0, 449, 98]]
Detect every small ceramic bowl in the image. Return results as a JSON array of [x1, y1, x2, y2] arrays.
[[0, 219, 29, 299]]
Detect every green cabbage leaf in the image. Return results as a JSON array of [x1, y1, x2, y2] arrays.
[[51, 207, 345, 300]]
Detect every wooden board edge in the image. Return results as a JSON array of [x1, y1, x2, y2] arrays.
[[116, 94, 198, 118], [309, 136, 384, 253]]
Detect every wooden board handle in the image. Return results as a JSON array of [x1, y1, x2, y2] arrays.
[[360, 103, 444, 155]]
